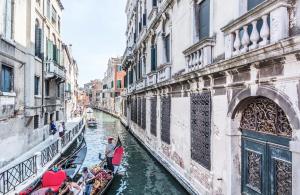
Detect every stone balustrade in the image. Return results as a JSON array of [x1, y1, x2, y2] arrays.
[[136, 78, 147, 90], [45, 60, 66, 80], [183, 38, 215, 73], [222, 0, 290, 59], [147, 72, 157, 86], [157, 65, 171, 83], [128, 83, 136, 93]]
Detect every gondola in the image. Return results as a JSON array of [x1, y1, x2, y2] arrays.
[[74, 137, 124, 195], [86, 108, 97, 128], [19, 139, 87, 195]]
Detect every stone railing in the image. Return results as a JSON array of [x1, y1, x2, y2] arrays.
[[45, 60, 66, 80], [136, 78, 147, 91], [183, 38, 215, 73], [222, 0, 290, 59], [157, 65, 171, 83], [147, 72, 157, 86]]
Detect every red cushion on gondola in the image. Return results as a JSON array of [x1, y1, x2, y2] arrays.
[[42, 170, 66, 188], [112, 146, 124, 166]]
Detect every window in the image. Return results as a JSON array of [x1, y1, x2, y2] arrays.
[[152, 0, 157, 7], [111, 81, 114, 88], [51, 6, 57, 24], [247, 0, 264, 11], [45, 80, 50, 96], [197, 0, 210, 40], [165, 34, 171, 63], [34, 76, 40, 95], [4, 0, 14, 39], [117, 80, 122, 89], [117, 65, 122, 72], [50, 113, 54, 122], [57, 84, 60, 97], [58, 16, 61, 32], [143, 13, 147, 26], [36, 0, 40, 6], [151, 45, 157, 71], [1, 65, 13, 92], [35, 20, 43, 58], [44, 113, 48, 125], [47, 0, 50, 19], [56, 111, 59, 121], [34, 115, 39, 129]]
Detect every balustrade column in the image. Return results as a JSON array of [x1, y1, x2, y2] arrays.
[[233, 30, 241, 55], [259, 15, 270, 46], [249, 20, 259, 50], [241, 26, 250, 53], [35, 152, 42, 172], [58, 138, 62, 153]]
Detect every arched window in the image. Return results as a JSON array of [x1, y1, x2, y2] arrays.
[[150, 35, 157, 71]]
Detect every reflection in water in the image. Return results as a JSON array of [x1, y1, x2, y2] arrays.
[[82, 111, 189, 195]]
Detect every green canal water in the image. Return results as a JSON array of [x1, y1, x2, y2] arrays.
[[82, 110, 189, 195]]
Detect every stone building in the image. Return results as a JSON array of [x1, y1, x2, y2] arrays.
[[121, 0, 300, 194], [0, 0, 67, 168], [100, 57, 126, 112], [63, 44, 79, 120]]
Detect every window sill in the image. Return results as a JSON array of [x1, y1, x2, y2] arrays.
[[0, 35, 16, 47], [0, 92, 16, 97], [34, 56, 42, 62], [34, 95, 42, 99]]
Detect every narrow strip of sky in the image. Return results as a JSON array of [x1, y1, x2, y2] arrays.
[[61, 0, 127, 86]]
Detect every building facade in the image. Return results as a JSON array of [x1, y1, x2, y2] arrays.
[[122, 0, 300, 194], [0, 0, 69, 168], [63, 44, 79, 120], [100, 57, 126, 112]]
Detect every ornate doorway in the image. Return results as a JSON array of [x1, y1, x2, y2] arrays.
[[240, 97, 292, 195]]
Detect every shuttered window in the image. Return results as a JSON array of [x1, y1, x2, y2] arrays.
[[1, 65, 13, 92], [198, 0, 210, 40], [34, 76, 40, 95], [117, 80, 122, 89], [247, 0, 264, 11]]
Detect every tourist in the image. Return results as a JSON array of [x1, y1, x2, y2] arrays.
[[50, 120, 57, 135], [60, 177, 83, 195], [105, 137, 115, 172], [58, 123, 64, 137], [81, 167, 95, 195]]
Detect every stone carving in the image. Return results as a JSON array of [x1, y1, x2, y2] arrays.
[[240, 97, 292, 137], [191, 92, 211, 170]]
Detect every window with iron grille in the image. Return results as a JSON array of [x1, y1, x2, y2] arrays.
[[34, 115, 39, 129], [137, 98, 142, 126], [1, 65, 13, 92], [190, 92, 211, 170], [142, 98, 146, 130], [161, 96, 171, 144], [150, 97, 157, 136]]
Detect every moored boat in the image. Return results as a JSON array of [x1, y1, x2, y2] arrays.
[[77, 137, 124, 195], [86, 108, 97, 128], [19, 139, 87, 195]]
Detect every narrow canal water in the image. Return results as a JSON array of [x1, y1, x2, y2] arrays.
[[82, 110, 189, 195]]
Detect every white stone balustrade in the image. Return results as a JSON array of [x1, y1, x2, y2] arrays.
[[222, 0, 290, 59], [157, 65, 171, 83], [128, 83, 136, 93], [183, 38, 214, 73], [136, 78, 147, 90], [45, 60, 66, 80], [147, 73, 157, 86]]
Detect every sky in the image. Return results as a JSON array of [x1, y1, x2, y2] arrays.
[[61, 0, 127, 86]]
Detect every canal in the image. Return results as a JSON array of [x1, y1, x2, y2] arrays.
[[82, 110, 189, 195]]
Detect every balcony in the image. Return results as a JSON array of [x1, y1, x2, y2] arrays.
[[128, 83, 136, 94], [222, 0, 290, 59], [45, 60, 66, 81], [147, 72, 157, 86], [157, 64, 171, 83], [183, 38, 215, 73], [136, 78, 147, 90]]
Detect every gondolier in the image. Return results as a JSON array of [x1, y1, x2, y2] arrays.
[[105, 137, 115, 172]]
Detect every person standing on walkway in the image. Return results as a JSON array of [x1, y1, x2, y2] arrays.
[[105, 137, 115, 172], [50, 120, 57, 135], [58, 123, 64, 137]]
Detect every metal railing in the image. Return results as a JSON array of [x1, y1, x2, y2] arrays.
[[41, 140, 59, 167], [0, 156, 37, 195]]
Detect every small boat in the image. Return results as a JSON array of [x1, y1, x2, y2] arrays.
[[86, 108, 97, 128], [19, 139, 87, 195], [76, 137, 124, 195]]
